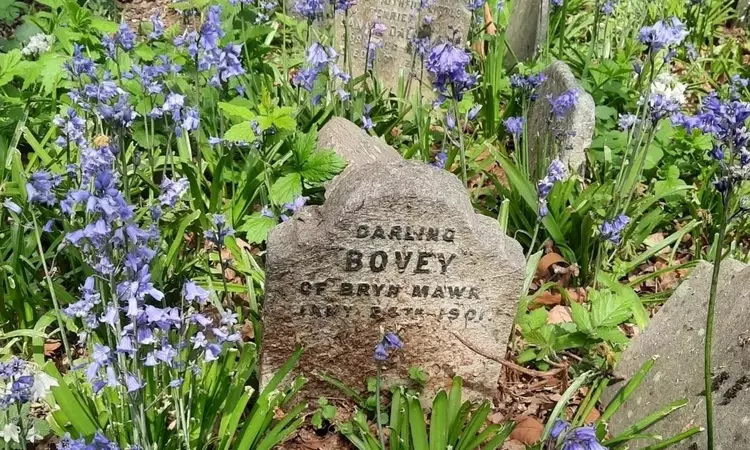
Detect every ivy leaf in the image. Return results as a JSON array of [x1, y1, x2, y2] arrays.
[[270, 173, 302, 204], [590, 290, 631, 328], [237, 213, 278, 244], [301, 150, 346, 183]]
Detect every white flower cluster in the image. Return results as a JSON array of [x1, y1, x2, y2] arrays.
[[650, 73, 687, 105], [21, 34, 54, 57]]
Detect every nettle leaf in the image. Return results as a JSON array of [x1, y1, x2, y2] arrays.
[[301, 150, 346, 183], [0, 49, 22, 87], [270, 173, 302, 204], [519, 308, 548, 331], [590, 290, 631, 328], [592, 327, 629, 345], [570, 301, 592, 333], [218, 102, 256, 121], [223, 122, 257, 143], [237, 213, 277, 244]]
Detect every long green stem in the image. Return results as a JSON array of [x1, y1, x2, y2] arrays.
[[704, 188, 732, 450], [375, 365, 385, 450], [451, 92, 468, 187], [32, 214, 73, 365]]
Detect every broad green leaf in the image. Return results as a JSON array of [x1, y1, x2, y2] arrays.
[[224, 122, 257, 143], [570, 301, 592, 332], [301, 150, 346, 183], [0, 49, 23, 87], [592, 327, 629, 345], [598, 273, 649, 330], [238, 213, 277, 244], [218, 102, 256, 121], [590, 290, 631, 328], [270, 173, 302, 204]]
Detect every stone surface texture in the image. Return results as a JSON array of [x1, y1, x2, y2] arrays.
[[261, 128, 525, 401], [335, 0, 471, 91], [504, 0, 549, 69], [528, 60, 594, 176], [603, 259, 750, 450]]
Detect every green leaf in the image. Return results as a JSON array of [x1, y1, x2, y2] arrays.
[[223, 122, 258, 143], [238, 213, 278, 244], [590, 290, 632, 328], [597, 273, 648, 330], [653, 165, 688, 200], [270, 173, 302, 205], [90, 17, 118, 33], [570, 301, 592, 332], [592, 327, 629, 345], [0, 49, 22, 87], [301, 150, 346, 183], [218, 102, 256, 121], [409, 397, 429, 450]]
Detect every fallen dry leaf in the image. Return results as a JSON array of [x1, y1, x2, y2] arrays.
[[547, 305, 572, 324], [510, 416, 544, 444], [44, 340, 61, 356], [537, 253, 566, 278], [585, 407, 601, 423], [530, 292, 562, 309]]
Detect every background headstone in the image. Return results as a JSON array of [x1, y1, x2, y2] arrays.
[[336, 0, 472, 91], [261, 123, 525, 401], [504, 0, 549, 69], [528, 60, 594, 177], [603, 259, 750, 450]]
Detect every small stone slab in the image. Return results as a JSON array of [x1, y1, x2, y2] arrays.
[[336, 0, 472, 91], [528, 61, 594, 176], [318, 117, 401, 167], [603, 259, 750, 450], [261, 148, 525, 401], [504, 0, 549, 69]]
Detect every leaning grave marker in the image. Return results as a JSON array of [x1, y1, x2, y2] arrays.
[[261, 118, 525, 401], [336, 0, 472, 91]]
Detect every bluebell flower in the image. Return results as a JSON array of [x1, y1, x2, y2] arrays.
[[410, 36, 431, 57], [600, 214, 630, 244], [183, 280, 210, 305], [638, 17, 689, 52], [446, 112, 456, 130], [292, 67, 319, 92], [204, 214, 235, 246], [168, 378, 184, 388], [149, 11, 164, 40], [124, 373, 144, 393], [384, 332, 403, 349], [307, 42, 335, 68], [200, 6, 225, 52], [374, 343, 389, 361], [158, 178, 189, 207], [431, 152, 447, 169], [371, 21, 387, 37], [27, 170, 62, 206], [468, 0, 485, 9], [65, 44, 96, 79], [101, 35, 116, 59], [182, 107, 200, 133], [551, 0, 563, 6], [426, 41, 477, 100], [374, 332, 403, 361], [467, 105, 482, 121], [560, 425, 606, 450], [617, 113, 639, 130], [504, 116, 525, 137], [548, 90, 579, 120], [3, 199, 21, 214], [335, 0, 356, 11], [115, 22, 137, 51], [600, 0, 616, 15], [510, 72, 546, 92], [294, 0, 325, 21], [537, 159, 567, 218]]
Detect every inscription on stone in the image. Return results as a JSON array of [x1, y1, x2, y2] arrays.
[[337, 0, 472, 90], [261, 156, 525, 401]]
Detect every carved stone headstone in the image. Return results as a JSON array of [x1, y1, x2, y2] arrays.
[[603, 259, 750, 450], [528, 61, 594, 176], [336, 0, 472, 91], [504, 0, 549, 69], [261, 120, 525, 401]]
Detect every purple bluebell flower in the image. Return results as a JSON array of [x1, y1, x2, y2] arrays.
[[426, 41, 476, 100], [548, 90, 579, 120], [446, 112, 456, 130], [374, 332, 403, 361], [600, 214, 630, 244], [27, 171, 62, 206], [550, 419, 570, 439], [600, 0, 615, 15], [115, 23, 137, 51], [410, 36, 431, 57], [510, 73, 546, 92], [183, 280, 210, 305], [371, 21, 387, 37], [335, 0, 356, 11], [374, 343, 389, 361], [169, 378, 184, 388], [149, 11, 165, 40], [204, 214, 234, 246], [65, 44, 96, 79], [638, 17, 689, 52], [181, 108, 200, 133], [307, 42, 335, 68], [504, 116, 525, 137], [158, 178, 189, 207], [384, 332, 403, 349], [618, 113, 639, 130], [467, 105, 482, 121], [559, 425, 606, 450], [537, 159, 566, 218], [292, 67, 319, 92], [468, 0, 484, 10], [551, 0, 563, 6], [200, 6, 225, 52], [125, 373, 144, 393], [431, 152, 448, 169], [294, 0, 325, 21], [362, 115, 374, 130]]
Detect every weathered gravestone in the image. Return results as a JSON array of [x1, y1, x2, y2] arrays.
[[261, 118, 525, 401], [504, 0, 549, 69], [336, 0, 472, 91], [528, 60, 594, 176], [603, 259, 750, 450]]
